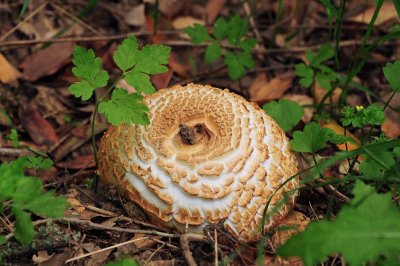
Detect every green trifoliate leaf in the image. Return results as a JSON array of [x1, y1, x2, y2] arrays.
[[98, 88, 149, 126], [12, 177, 42, 203], [113, 36, 138, 72], [24, 191, 68, 218], [227, 14, 248, 46], [213, 17, 229, 40], [224, 51, 245, 80], [295, 63, 314, 88], [277, 181, 400, 266], [310, 44, 335, 67], [383, 60, 400, 92], [24, 156, 53, 170], [125, 71, 155, 95], [135, 45, 171, 74], [70, 46, 109, 100], [263, 99, 304, 131], [184, 24, 211, 44], [205, 42, 222, 64], [12, 207, 34, 246], [290, 122, 330, 153]]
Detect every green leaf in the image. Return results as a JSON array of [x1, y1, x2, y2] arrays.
[[113, 36, 138, 72], [341, 104, 385, 128], [135, 45, 171, 74], [24, 156, 53, 170], [0, 158, 26, 200], [98, 89, 149, 126], [325, 128, 351, 145], [290, 122, 330, 153], [24, 191, 68, 218], [12, 177, 42, 203], [239, 38, 257, 52], [12, 207, 34, 246], [263, 99, 304, 131], [125, 72, 155, 94], [295, 63, 314, 88], [310, 44, 334, 66], [184, 24, 211, 44], [394, 146, 400, 158], [237, 51, 254, 69], [227, 14, 248, 46], [224, 51, 245, 80], [105, 258, 139, 266], [70, 46, 109, 100], [383, 60, 400, 92], [7, 128, 19, 148], [359, 151, 396, 177], [0, 235, 5, 245], [19, 0, 30, 17], [205, 42, 222, 64], [213, 17, 229, 40], [277, 181, 400, 265]]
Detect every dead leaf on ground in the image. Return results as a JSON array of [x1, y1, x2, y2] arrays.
[[172, 16, 204, 30], [382, 108, 400, 138], [270, 211, 310, 247], [124, 4, 145, 26], [283, 94, 314, 123], [32, 250, 54, 264], [320, 121, 360, 151], [133, 233, 160, 250], [313, 82, 342, 104], [21, 102, 59, 147], [250, 73, 294, 105], [151, 69, 173, 90], [350, 2, 399, 26], [20, 42, 74, 81], [249, 72, 268, 98], [158, 0, 188, 19], [205, 0, 227, 23], [0, 53, 21, 86], [38, 250, 71, 266]]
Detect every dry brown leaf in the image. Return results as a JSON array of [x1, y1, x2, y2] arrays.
[[38, 251, 71, 266], [172, 16, 204, 29], [133, 233, 160, 250], [283, 94, 314, 123], [21, 102, 59, 147], [124, 4, 145, 26], [151, 69, 173, 90], [0, 53, 21, 86], [350, 2, 399, 25], [205, 0, 227, 23], [270, 211, 310, 247], [20, 42, 74, 81], [313, 82, 342, 104], [32, 251, 54, 264], [382, 108, 400, 138], [250, 73, 294, 105], [321, 122, 360, 151], [249, 72, 268, 98], [158, 0, 188, 19]]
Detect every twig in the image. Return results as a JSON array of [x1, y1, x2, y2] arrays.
[[0, 1, 48, 42], [0, 147, 36, 157], [214, 229, 218, 266], [65, 237, 148, 263], [180, 233, 207, 266], [144, 243, 166, 265]]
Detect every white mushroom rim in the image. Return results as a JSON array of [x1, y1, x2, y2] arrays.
[[98, 83, 299, 243]]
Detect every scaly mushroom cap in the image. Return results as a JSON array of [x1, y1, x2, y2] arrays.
[[98, 84, 299, 242]]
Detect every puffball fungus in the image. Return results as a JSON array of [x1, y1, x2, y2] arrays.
[[98, 84, 299, 242]]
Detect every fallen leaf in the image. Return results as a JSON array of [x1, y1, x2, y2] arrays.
[[250, 73, 294, 105], [158, 0, 188, 19], [20, 42, 74, 81], [381, 108, 400, 138], [151, 69, 173, 90], [32, 250, 54, 264], [172, 16, 204, 30], [124, 4, 145, 26], [21, 102, 59, 147], [205, 0, 227, 23], [313, 83, 342, 104], [321, 122, 360, 151], [133, 234, 160, 250], [350, 2, 399, 26], [270, 211, 310, 247], [249, 72, 268, 98], [38, 250, 71, 266], [283, 94, 314, 123], [0, 53, 21, 86]]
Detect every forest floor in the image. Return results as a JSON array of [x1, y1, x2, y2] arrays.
[[1, 0, 400, 265]]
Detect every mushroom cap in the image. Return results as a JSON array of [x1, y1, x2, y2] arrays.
[[98, 83, 299, 242]]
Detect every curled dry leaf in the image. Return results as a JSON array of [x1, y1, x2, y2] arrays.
[[283, 94, 314, 123], [350, 2, 398, 26], [250, 73, 294, 105], [20, 42, 74, 81], [0, 53, 21, 86]]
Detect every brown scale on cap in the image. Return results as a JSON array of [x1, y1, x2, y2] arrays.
[[98, 83, 299, 242]]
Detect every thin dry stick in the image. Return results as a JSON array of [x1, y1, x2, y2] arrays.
[[214, 229, 218, 266], [144, 243, 166, 265], [0, 1, 48, 42], [65, 237, 148, 263], [180, 233, 207, 266], [50, 2, 103, 36], [0, 147, 36, 157]]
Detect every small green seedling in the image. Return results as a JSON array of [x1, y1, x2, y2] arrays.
[[185, 14, 256, 79], [341, 104, 385, 128]]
